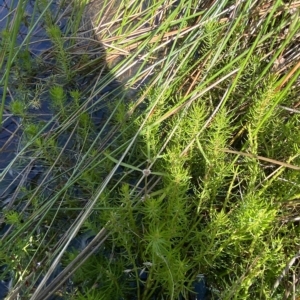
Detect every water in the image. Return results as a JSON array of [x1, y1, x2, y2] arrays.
[[0, 1, 121, 298]]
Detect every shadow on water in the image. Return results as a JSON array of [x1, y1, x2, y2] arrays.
[[0, 0, 126, 298], [0, 0, 121, 195], [0, 0, 55, 54]]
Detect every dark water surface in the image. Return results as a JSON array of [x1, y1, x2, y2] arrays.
[[0, 1, 100, 298], [0, 0, 58, 165], [0, 1, 140, 299], [0, 0, 58, 53]]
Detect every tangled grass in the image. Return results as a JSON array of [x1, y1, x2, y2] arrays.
[[0, 0, 300, 299]]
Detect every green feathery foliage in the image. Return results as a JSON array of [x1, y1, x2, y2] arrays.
[[0, 0, 299, 299]]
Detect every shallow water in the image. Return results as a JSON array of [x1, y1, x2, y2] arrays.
[[0, 0, 59, 192], [0, 0, 59, 53], [0, 1, 105, 297], [0, 0, 138, 297]]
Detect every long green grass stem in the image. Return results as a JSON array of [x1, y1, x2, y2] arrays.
[[1, 0, 300, 299]]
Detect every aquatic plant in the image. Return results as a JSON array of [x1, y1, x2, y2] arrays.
[[0, 0, 299, 299]]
